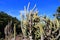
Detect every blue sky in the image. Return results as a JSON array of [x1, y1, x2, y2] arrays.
[[0, 0, 60, 20]]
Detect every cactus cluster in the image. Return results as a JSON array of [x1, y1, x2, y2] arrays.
[[20, 3, 60, 40]]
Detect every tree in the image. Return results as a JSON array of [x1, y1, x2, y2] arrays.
[[57, 7, 60, 13], [53, 6, 60, 20]]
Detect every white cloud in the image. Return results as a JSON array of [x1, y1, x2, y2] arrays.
[[20, 10, 25, 14], [19, 10, 26, 16], [19, 10, 28, 19]]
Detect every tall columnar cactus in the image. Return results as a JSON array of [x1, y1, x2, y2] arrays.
[[20, 13, 28, 39], [14, 24, 16, 40], [22, 20, 28, 37]]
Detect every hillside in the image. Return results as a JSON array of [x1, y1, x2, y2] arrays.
[[0, 11, 21, 38]]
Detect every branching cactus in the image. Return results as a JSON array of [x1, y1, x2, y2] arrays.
[[20, 2, 60, 40], [22, 20, 28, 37]]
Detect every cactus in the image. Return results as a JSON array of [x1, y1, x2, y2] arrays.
[[19, 3, 60, 40], [14, 24, 16, 40]]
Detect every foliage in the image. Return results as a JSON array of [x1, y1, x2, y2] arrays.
[[53, 6, 60, 20], [0, 11, 21, 38]]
